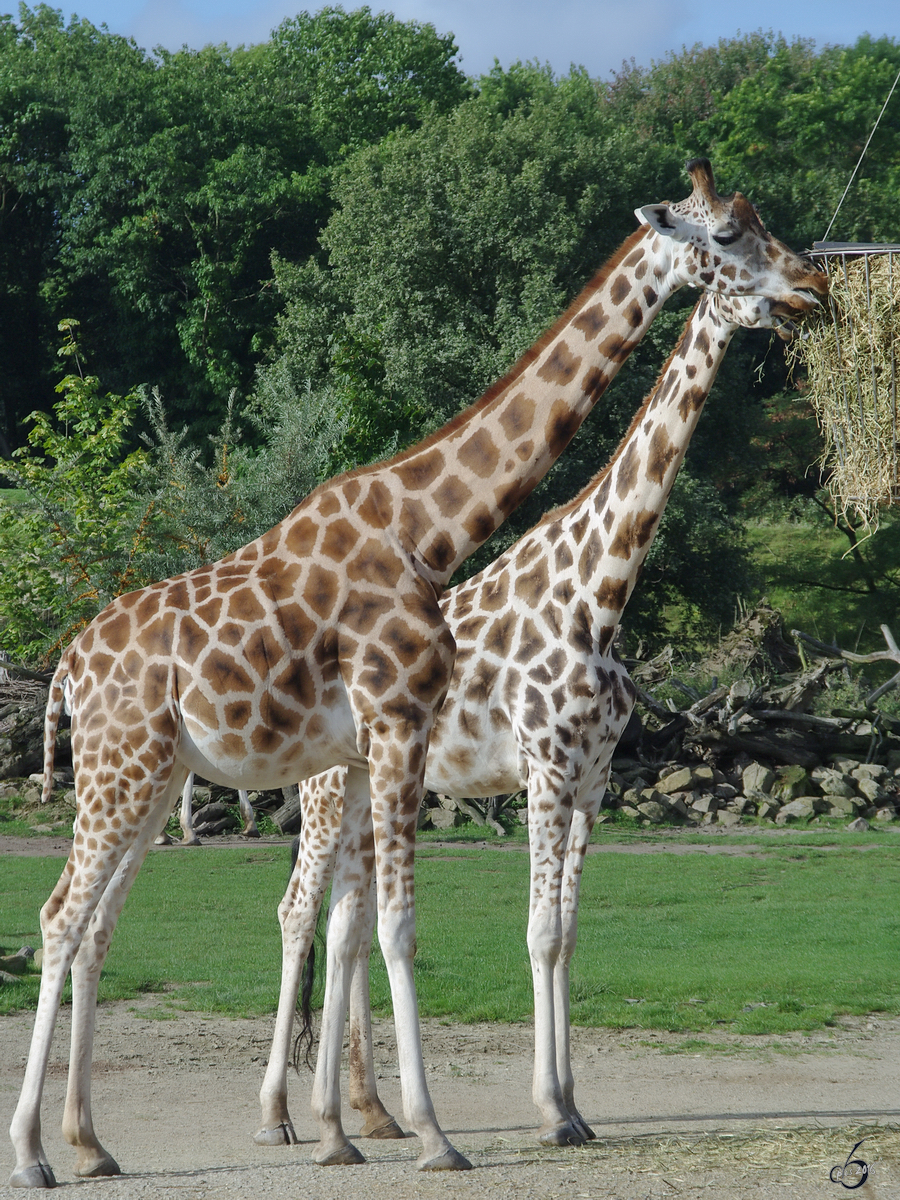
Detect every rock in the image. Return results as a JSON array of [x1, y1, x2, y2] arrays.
[[855, 777, 885, 804], [812, 768, 857, 799], [715, 810, 742, 828], [825, 795, 860, 818], [690, 795, 718, 814], [875, 807, 898, 822], [428, 807, 461, 829], [757, 801, 781, 821], [742, 762, 775, 795], [853, 763, 889, 781], [847, 816, 871, 831], [773, 764, 810, 802], [0, 954, 29, 974], [692, 764, 715, 787], [731, 796, 758, 814], [636, 801, 667, 824], [775, 797, 819, 823], [713, 783, 738, 801], [618, 805, 641, 820], [656, 767, 693, 794], [662, 795, 690, 819]]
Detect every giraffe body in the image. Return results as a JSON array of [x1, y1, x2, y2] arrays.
[[9, 160, 825, 1187], [256, 289, 822, 1155]]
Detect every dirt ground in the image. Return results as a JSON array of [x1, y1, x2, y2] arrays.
[[2, 835, 900, 1198]]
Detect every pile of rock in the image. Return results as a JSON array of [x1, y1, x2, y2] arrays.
[[605, 756, 899, 829]]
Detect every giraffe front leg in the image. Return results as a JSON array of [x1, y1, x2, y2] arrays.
[[368, 777, 470, 1171], [178, 773, 202, 846]]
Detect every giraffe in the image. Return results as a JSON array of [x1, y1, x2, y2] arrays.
[[153, 771, 260, 845], [9, 159, 826, 1188], [253, 287, 822, 1159]]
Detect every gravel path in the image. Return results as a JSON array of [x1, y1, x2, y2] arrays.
[[3, 998, 900, 1198]]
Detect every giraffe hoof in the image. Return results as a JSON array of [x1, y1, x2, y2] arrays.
[[571, 1116, 596, 1141], [9, 1162, 57, 1188], [538, 1121, 589, 1147], [313, 1142, 366, 1166], [416, 1148, 472, 1171], [361, 1117, 405, 1140], [253, 1121, 298, 1146], [74, 1151, 120, 1177]]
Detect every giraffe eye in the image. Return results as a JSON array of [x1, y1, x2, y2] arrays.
[[713, 230, 740, 247]]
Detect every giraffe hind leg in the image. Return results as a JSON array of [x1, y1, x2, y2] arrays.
[[8, 771, 184, 1187], [62, 777, 185, 1176]]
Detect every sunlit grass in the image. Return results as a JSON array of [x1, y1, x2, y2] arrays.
[[3, 837, 900, 1033]]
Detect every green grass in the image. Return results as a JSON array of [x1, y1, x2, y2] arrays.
[[3, 836, 900, 1032], [0, 792, 72, 838], [745, 514, 900, 654]]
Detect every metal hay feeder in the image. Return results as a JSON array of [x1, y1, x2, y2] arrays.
[[801, 241, 900, 519]]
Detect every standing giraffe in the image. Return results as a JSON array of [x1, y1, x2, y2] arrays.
[[9, 159, 825, 1188], [253, 288, 822, 1159]]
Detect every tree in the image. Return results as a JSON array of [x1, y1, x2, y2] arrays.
[[0, 4, 470, 450]]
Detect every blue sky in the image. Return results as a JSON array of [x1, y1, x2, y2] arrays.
[[41, 0, 900, 79]]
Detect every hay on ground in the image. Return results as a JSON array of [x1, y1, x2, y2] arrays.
[[789, 246, 900, 527]]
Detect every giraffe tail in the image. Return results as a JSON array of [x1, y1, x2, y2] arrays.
[[42, 645, 74, 804]]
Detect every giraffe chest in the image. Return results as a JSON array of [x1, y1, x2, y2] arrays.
[[424, 637, 635, 799]]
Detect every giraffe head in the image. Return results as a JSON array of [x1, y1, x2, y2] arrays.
[[715, 291, 816, 342], [636, 158, 826, 315]]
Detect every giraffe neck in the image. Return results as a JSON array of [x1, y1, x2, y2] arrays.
[[477, 292, 736, 655], [337, 225, 686, 590]]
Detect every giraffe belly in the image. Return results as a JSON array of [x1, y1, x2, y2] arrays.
[[423, 741, 522, 798], [175, 694, 362, 790]]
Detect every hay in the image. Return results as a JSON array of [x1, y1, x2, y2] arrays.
[[789, 247, 900, 527]]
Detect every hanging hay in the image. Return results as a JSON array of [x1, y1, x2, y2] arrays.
[[788, 244, 900, 527]]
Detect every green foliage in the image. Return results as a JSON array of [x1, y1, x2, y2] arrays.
[[0, 323, 346, 665], [0, 3, 469, 445], [2, 16, 900, 649], [0, 321, 152, 663], [137, 366, 346, 579], [746, 510, 900, 653]]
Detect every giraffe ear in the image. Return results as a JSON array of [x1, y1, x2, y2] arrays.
[[635, 203, 681, 237]]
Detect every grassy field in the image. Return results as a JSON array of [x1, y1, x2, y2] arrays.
[[3, 830, 900, 1034], [745, 514, 900, 654]]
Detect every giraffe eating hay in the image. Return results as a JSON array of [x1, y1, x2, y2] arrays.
[[9, 159, 825, 1187], [254, 287, 823, 1160]]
